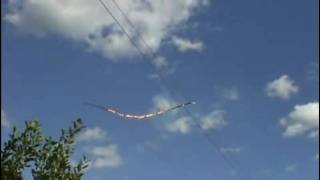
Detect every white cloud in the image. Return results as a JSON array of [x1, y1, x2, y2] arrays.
[[200, 110, 227, 130], [314, 153, 319, 161], [280, 102, 319, 138], [172, 36, 204, 52], [165, 116, 193, 134], [220, 147, 242, 154], [78, 128, 123, 169], [152, 94, 178, 111], [77, 127, 108, 142], [1, 109, 10, 128], [88, 144, 123, 169], [285, 164, 297, 173], [4, 0, 208, 60], [151, 95, 192, 134], [148, 56, 175, 78], [266, 75, 299, 99], [151, 94, 228, 134], [163, 110, 228, 134]]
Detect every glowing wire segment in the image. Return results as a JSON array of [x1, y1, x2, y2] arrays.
[[85, 101, 196, 120]]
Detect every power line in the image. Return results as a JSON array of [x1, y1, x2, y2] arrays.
[[97, 0, 183, 103], [110, 0, 159, 58], [96, 0, 250, 180], [97, 0, 145, 58], [106, 3, 274, 176], [98, 0, 248, 179], [110, 0, 187, 98], [183, 108, 250, 180], [107, 1, 250, 179], [95, 1, 189, 179]]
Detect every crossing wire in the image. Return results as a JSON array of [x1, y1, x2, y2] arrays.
[[96, 0, 250, 180]]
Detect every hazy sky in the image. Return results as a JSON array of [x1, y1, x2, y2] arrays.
[[2, 0, 319, 180]]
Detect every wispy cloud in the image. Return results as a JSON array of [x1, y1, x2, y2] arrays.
[[280, 102, 319, 138], [222, 87, 240, 101], [136, 141, 159, 153], [152, 94, 178, 112], [307, 61, 319, 82], [4, 0, 208, 60], [77, 127, 108, 142], [148, 56, 176, 79], [285, 163, 297, 173], [172, 36, 204, 52], [220, 147, 242, 154], [1, 109, 10, 128], [212, 85, 240, 107], [152, 56, 169, 69], [165, 116, 193, 134], [200, 110, 227, 131]]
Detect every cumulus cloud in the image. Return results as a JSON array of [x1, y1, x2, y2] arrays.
[[280, 102, 319, 138], [163, 109, 228, 134], [76, 126, 122, 169], [200, 110, 227, 130], [172, 36, 204, 52], [220, 147, 242, 154], [88, 144, 123, 169], [151, 95, 192, 134], [1, 109, 10, 128], [266, 75, 299, 99], [151, 94, 228, 134], [165, 116, 193, 134], [4, 0, 208, 60], [77, 127, 108, 142]]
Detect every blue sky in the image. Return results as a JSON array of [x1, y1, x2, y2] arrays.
[[1, 0, 319, 180]]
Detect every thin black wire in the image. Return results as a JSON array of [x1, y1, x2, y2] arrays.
[[111, 0, 252, 179], [97, 0, 146, 58], [110, 0, 159, 58], [109, 3, 268, 176], [184, 108, 250, 180], [108, 1, 251, 180], [97, 0, 182, 102], [108, 0, 185, 101], [97, 0, 249, 180], [95, 1, 189, 179]]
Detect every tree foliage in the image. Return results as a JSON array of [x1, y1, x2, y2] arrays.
[[1, 119, 89, 180]]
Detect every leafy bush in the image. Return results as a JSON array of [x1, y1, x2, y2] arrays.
[[1, 119, 89, 180]]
